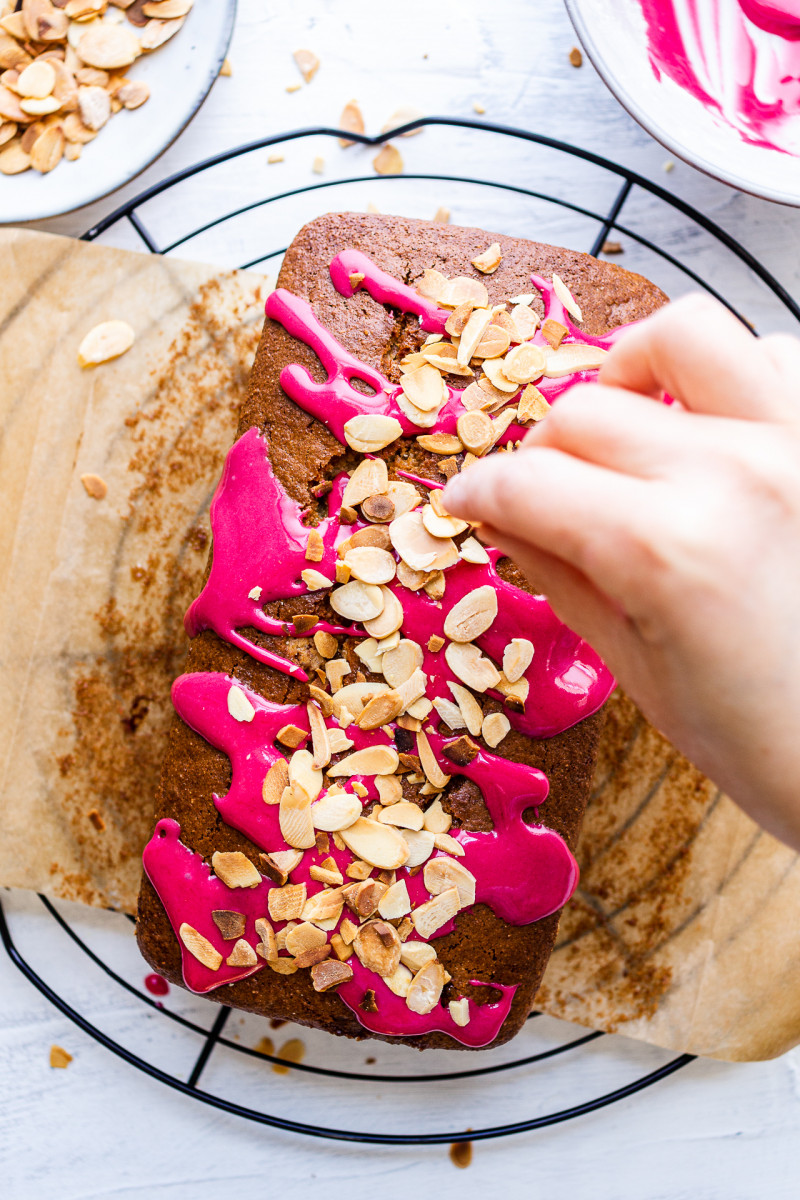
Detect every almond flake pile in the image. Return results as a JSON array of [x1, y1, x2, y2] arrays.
[[184, 250, 601, 1029], [0, 0, 194, 177]]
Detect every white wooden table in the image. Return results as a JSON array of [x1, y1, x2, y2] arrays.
[[4, 1, 800, 1195]]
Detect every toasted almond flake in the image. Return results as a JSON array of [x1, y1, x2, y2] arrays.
[[269, 958, 300, 976], [293, 47, 319, 82], [268, 883, 307, 922], [389, 509, 457, 573], [432, 697, 465, 730], [510, 303, 540, 341], [327, 727, 354, 755], [480, 356, 520, 394], [375, 630, 401, 652], [420, 502, 468, 539], [446, 682, 483, 736], [16, 59, 54, 98], [552, 273, 582, 322], [310, 791, 361, 832], [289, 747, 323, 803], [543, 343, 608, 377], [329, 579, 384, 622], [471, 242, 502, 274], [212, 908, 246, 941], [344, 545, 396, 586], [327, 744, 399, 778], [458, 537, 489, 566], [77, 82, 109, 130], [363, 586, 404, 638], [253, 916, 278, 960], [424, 857, 475, 907], [383, 962, 412, 997], [227, 684, 255, 723], [353, 637, 383, 674], [502, 637, 534, 683], [443, 585, 497, 643], [376, 774, 403, 805], [337, 97, 364, 146], [341, 456, 389, 508], [332, 681, 390, 718], [380, 638, 423, 688], [285, 921, 327, 957], [353, 918, 402, 976], [357, 689, 403, 730], [276, 723, 307, 748], [449, 996, 470, 1026], [330, 933, 353, 961], [421, 341, 474, 377], [303, 528, 324, 562], [482, 711, 511, 748], [401, 828, 435, 868], [415, 434, 462, 460], [473, 322, 511, 361], [422, 798, 452, 834], [79, 471, 106, 500], [502, 341, 547, 384], [381, 104, 423, 135], [400, 362, 446, 412], [406, 696, 433, 722], [399, 940, 437, 973], [396, 388, 440, 428], [378, 800, 424, 831], [19, 95, 61, 115], [340, 817, 408, 869], [179, 923, 221, 971], [411, 886, 461, 939], [454, 306, 491, 365], [306, 701, 331, 770], [313, 630, 337, 660], [345, 858, 372, 881], [495, 670, 530, 708], [279, 785, 315, 849], [373, 141, 403, 175], [542, 317, 568, 349], [456, 409, 494, 455], [77, 319, 134, 366], [211, 850, 260, 889], [518, 384, 551, 423], [301, 568, 333, 591], [446, 642, 501, 693], [416, 268, 448, 302], [416, 728, 450, 790], [445, 302, 475, 337], [440, 276, 489, 309], [343, 413, 402, 453], [225, 938, 257, 968], [262, 758, 289, 806], [433, 832, 465, 856], [569, 44, 583, 66], [79, 24, 140, 69]]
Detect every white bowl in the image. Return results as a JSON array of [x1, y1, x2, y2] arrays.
[[0, 0, 236, 224], [565, 0, 800, 206]]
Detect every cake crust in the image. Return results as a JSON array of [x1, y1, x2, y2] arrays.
[[136, 213, 667, 1050]]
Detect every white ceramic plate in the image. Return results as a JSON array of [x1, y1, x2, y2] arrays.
[[0, 0, 236, 224], [565, 0, 800, 206]]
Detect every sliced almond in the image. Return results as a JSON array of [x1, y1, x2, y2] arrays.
[[411, 886, 460, 940], [449, 996, 470, 1026], [311, 958, 353, 991], [384, 962, 413, 997], [226, 938, 257, 968], [439, 277, 489, 309], [78, 24, 140, 69], [353, 918, 402, 976], [329, 579, 384, 622], [401, 829, 435, 868], [395, 668, 427, 712], [386, 481, 422, 519], [445, 302, 475, 337], [416, 268, 448, 302], [396, 560, 428, 591], [542, 317, 568, 349], [473, 324, 511, 360], [179, 923, 221, 971], [301, 888, 346, 925], [289, 748, 323, 803], [502, 637, 534, 683], [361, 493, 396, 523], [422, 798, 452, 834], [447, 682, 484, 736], [285, 921, 326, 957], [432, 697, 465, 730], [552, 273, 582, 322], [455, 306, 493, 365], [459, 536, 490, 565], [16, 60, 55, 98], [227, 684, 255, 723], [421, 340, 473, 377], [341, 456, 389, 508], [344, 545, 396, 586], [416, 433, 463, 455], [29, 123, 62, 172], [424, 857, 476, 907], [345, 859, 372, 881], [301, 568, 333, 591], [330, 933, 353, 962], [293, 47, 318, 82], [357, 689, 403, 730], [446, 641, 501, 693], [381, 638, 423, 687], [327, 727, 354, 754], [511, 303, 540, 341], [212, 909, 246, 941], [480, 356, 520, 393], [77, 319, 134, 366], [279, 786, 315, 850], [339, 817, 409, 869], [406, 959, 447, 1014], [254, 917, 278, 961], [518, 384, 551, 423], [376, 774, 403, 805], [337, 97, 364, 145], [390, 509, 458, 573], [267, 882, 307, 922], [77, 83, 109, 130], [309, 859, 343, 887], [377, 801, 424, 831], [117, 79, 149, 108], [306, 701, 331, 770], [421, 502, 468, 539], [310, 791, 361, 831], [312, 630, 337, 661], [332, 680, 389, 718], [260, 849, 301, 886], [363, 586, 403, 638], [456, 409, 494, 455], [304, 528, 325, 562], [471, 242, 502, 273], [443, 584, 497, 643], [401, 363, 447, 412], [268, 958, 299, 975], [139, 16, 185, 50], [211, 851, 260, 889], [373, 142, 403, 175], [502, 341, 546, 384], [381, 104, 424, 135], [416, 729, 450, 790], [543, 343, 608, 376], [400, 940, 437, 972], [343, 413, 402, 453], [277, 724, 308, 748], [353, 637, 383, 674], [325, 660, 352, 693], [327, 745, 399, 777], [482, 711, 511, 748]]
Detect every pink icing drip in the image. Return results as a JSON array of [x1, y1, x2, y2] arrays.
[[329, 248, 450, 333], [639, 0, 800, 153], [143, 817, 518, 1044], [185, 427, 360, 680]]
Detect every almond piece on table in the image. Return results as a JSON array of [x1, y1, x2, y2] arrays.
[[482, 711, 511, 748], [338, 98, 364, 146], [293, 47, 319, 82], [77, 319, 135, 367], [471, 243, 502, 274], [410, 887, 460, 940], [339, 817, 409, 870], [423, 857, 476, 907], [179, 923, 222, 971], [353, 918, 402, 976], [443, 585, 498, 643], [80, 472, 107, 500], [211, 850, 261, 889], [381, 104, 424, 135], [279, 785, 316, 849], [267, 882, 307, 922], [373, 142, 403, 175], [406, 960, 447, 1014]]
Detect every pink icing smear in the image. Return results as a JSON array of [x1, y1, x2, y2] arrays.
[[145, 248, 636, 1044], [640, 0, 800, 153]]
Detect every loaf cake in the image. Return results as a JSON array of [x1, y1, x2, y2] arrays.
[[137, 213, 666, 1050]]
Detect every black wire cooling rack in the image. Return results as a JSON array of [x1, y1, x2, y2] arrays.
[[3, 117, 799, 1145]]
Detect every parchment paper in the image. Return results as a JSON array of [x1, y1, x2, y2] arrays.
[[2, 227, 798, 1062]]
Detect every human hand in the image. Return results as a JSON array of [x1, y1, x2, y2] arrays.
[[444, 295, 800, 850]]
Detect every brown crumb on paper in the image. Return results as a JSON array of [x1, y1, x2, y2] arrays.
[[87, 808, 105, 832], [49, 1045, 72, 1069], [80, 473, 107, 500], [569, 46, 583, 67]]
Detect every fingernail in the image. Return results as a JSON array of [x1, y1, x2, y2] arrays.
[[443, 473, 466, 512]]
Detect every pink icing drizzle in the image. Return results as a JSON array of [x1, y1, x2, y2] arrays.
[[329, 248, 450, 333], [640, 0, 800, 153]]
